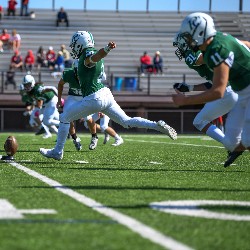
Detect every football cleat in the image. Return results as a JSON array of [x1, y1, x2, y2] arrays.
[[35, 127, 46, 135], [73, 137, 82, 151], [112, 137, 124, 147], [103, 133, 110, 144], [89, 136, 98, 150], [39, 148, 63, 161], [157, 120, 177, 140], [224, 151, 244, 168]]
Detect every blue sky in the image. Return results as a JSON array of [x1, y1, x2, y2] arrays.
[[1, 0, 250, 12]]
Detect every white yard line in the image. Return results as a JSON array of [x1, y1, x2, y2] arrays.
[[9, 161, 193, 250], [125, 139, 224, 149]]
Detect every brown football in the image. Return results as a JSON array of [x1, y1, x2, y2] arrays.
[[4, 136, 18, 156]]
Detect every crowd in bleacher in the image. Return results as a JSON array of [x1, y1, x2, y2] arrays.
[[0, 2, 72, 76], [1, 27, 72, 72]]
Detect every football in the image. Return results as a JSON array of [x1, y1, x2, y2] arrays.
[[4, 136, 18, 156]]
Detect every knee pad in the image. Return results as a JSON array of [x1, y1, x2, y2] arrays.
[[193, 115, 209, 131], [100, 124, 108, 133]]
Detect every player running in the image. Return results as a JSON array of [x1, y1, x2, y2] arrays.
[[172, 12, 250, 167]]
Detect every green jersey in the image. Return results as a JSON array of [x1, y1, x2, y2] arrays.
[[62, 69, 82, 96], [20, 90, 34, 105], [203, 31, 250, 91], [29, 83, 55, 103], [185, 50, 213, 81], [78, 47, 105, 97]]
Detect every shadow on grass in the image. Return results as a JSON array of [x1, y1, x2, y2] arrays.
[[18, 185, 250, 193]]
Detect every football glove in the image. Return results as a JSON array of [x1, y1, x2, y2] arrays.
[[173, 82, 191, 92]]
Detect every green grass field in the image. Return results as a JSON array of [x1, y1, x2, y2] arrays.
[[0, 132, 249, 250]]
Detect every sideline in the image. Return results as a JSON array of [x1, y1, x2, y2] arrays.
[[9, 161, 193, 250]]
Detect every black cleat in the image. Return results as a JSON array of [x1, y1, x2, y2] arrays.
[[35, 127, 46, 135], [224, 151, 244, 168]]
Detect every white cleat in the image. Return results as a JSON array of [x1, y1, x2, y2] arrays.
[[157, 120, 177, 140], [39, 148, 63, 161], [89, 137, 98, 150], [112, 137, 124, 146], [103, 133, 110, 144], [42, 134, 52, 139], [73, 137, 82, 151]]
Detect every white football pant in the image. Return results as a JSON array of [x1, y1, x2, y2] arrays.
[[223, 84, 250, 151], [55, 87, 164, 153]]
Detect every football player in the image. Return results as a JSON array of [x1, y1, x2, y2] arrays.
[[22, 74, 60, 138], [19, 83, 51, 138], [172, 12, 250, 167], [173, 34, 238, 146], [40, 31, 177, 160]]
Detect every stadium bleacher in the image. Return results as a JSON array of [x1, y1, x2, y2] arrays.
[[0, 10, 249, 106]]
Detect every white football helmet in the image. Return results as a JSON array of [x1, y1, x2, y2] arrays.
[[177, 12, 216, 51], [173, 33, 189, 61], [69, 31, 95, 59], [22, 74, 35, 92]]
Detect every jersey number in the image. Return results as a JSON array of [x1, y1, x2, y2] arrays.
[[210, 52, 224, 66]]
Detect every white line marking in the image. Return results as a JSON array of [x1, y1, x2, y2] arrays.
[[125, 139, 224, 149], [149, 161, 163, 165], [19, 209, 57, 214], [0, 199, 23, 219], [9, 161, 193, 250], [150, 200, 250, 221], [75, 160, 89, 164]]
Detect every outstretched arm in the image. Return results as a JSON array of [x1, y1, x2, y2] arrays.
[[85, 41, 116, 66]]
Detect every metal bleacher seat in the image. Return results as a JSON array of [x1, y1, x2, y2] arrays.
[[1, 10, 249, 95]]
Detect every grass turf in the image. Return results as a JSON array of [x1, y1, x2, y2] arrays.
[[0, 132, 249, 250]]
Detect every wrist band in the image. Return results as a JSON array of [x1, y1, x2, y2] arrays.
[[104, 45, 111, 54]]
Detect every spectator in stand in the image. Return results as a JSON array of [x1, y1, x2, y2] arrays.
[[60, 44, 72, 68], [36, 46, 46, 70], [20, 0, 29, 16], [0, 29, 11, 52], [140, 51, 153, 76], [153, 51, 163, 75], [56, 7, 69, 27], [7, 0, 18, 16], [46, 46, 56, 71], [10, 29, 21, 51], [5, 69, 16, 89], [54, 51, 65, 72], [0, 5, 4, 20], [9, 50, 23, 71], [24, 50, 35, 72]]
